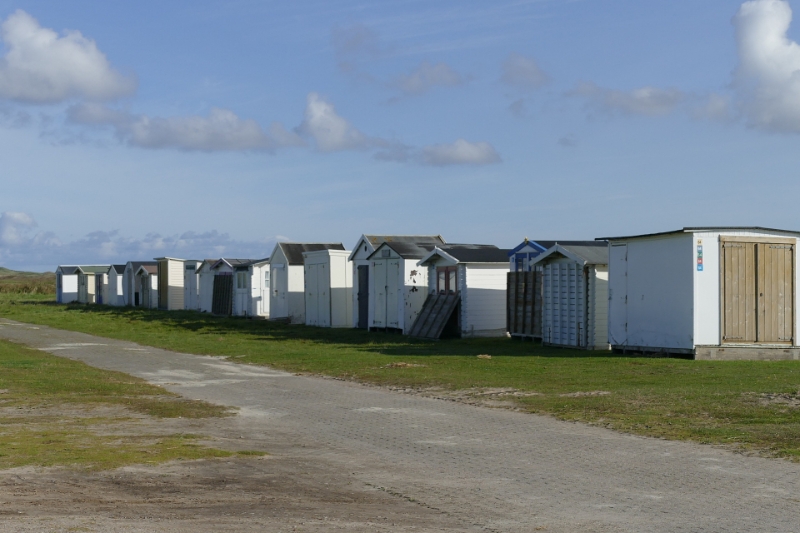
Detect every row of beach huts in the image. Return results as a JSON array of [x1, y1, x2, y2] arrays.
[[55, 227, 800, 361]]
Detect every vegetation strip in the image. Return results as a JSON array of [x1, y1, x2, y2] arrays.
[[1, 293, 800, 461], [0, 333, 254, 470]]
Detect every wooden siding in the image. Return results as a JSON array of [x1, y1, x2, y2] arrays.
[[506, 271, 542, 338], [542, 260, 584, 346], [721, 240, 794, 345]]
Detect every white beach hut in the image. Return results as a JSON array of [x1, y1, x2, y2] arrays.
[[76, 266, 109, 304], [195, 259, 217, 313], [93, 268, 109, 305], [531, 243, 610, 350], [123, 261, 157, 307], [55, 266, 80, 304], [183, 260, 201, 311], [348, 235, 445, 329], [208, 258, 270, 317], [155, 257, 200, 311], [364, 241, 437, 334], [106, 265, 125, 306], [269, 243, 345, 324], [412, 245, 510, 338], [135, 264, 158, 309], [603, 226, 800, 360], [303, 249, 352, 328]]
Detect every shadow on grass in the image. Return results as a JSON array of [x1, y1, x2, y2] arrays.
[[17, 299, 636, 359]]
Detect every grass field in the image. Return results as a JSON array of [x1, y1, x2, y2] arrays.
[[0, 267, 55, 294], [1, 293, 800, 461]]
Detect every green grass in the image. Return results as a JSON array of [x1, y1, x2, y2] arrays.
[[0, 267, 54, 294], [0, 334, 242, 470], [2, 293, 800, 460]]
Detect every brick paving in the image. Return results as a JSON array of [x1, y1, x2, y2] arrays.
[[1, 319, 799, 532]]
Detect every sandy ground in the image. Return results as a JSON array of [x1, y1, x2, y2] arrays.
[[0, 419, 470, 532]]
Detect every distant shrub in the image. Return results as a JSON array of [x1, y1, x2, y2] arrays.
[[0, 281, 55, 294]]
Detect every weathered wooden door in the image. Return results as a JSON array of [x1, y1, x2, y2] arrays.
[[372, 260, 386, 327], [306, 264, 319, 326], [721, 239, 794, 344], [357, 265, 369, 329], [386, 259, 400, 329], [141, 276, 150, 308]]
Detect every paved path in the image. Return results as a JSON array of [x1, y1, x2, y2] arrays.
[[1, 319, 799, 532]]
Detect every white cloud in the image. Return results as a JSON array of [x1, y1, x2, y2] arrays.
[[501, 53, 549, 91], [0, 10, 135, 103], [68, 104, 279, 152], [421, 139, 501, 166], [0, 211, 37, 246], [570, 81, 685, 116], [391, 61, 469, 96], [733, 0, 800, 132], [296, 92, 376, 152]]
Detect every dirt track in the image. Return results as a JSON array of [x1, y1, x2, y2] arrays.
[[2, 319, 800, 532]]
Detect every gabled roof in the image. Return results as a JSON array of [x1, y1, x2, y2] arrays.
[[211, 258, 269, 271], [75, 265, 111, 274], [508, 239, 605, 257], [56, 265, 80, 275], [125, 261, 157, 272], [136, 264, 158, 275], [532, 244, 609, 267], [349, 234, 446, 260], [419, 244, 511, 265], [366, 241, 439, 260], [111, 264, 126, 274], [598, 226, 800, 241], [272, 243, 345, 265]]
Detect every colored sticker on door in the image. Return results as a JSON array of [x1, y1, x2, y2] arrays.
[[697, 244, 703, 271]]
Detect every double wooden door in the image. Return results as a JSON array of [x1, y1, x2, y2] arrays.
[[721, 238, 794, 344]]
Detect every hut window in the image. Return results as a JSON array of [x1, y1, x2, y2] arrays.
[[264, 271, 270, 285], [236, 272, 247, 289], [436, 266, 458, 294]]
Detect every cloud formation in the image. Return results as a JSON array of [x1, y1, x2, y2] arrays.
[[501, 53, 549, 91], [421, 139, 501, 166], [0, 211, 38, 246], [733, 0, 800, 132], [68, 104, 279, 152], [296, 92, 376, 152], [0, 10, 135, 103], [391, 62, 469, 96], [0, 211, 275, 271], [569, 82, 685, 116]]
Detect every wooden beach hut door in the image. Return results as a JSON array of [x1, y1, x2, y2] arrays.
[[141, 276, 150, 308], [372, 259, 400, 329], [357, 265, 369, 329], [721, 239, 794, 344]]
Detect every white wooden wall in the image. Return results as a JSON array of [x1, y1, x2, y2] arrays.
[[460, 264, 508, 338]]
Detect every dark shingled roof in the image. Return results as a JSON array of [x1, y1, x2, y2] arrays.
[[367, 242, 439, 260], [138, 264, 158, 275], [277, 243, 345, 265], [111, 264, 126, 274], [437, 244, 511, 263], [598, 226, 800, 241], [57, 266, 79, 275], [365, 235, 445, 246], [537, 244, 609, 266], [127, 261, 157, 273]]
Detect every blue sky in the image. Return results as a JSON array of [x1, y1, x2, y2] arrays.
[[2, 0, 800, 271]]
